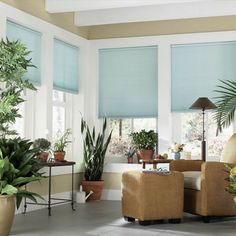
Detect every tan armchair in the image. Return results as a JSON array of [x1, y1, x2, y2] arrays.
[[170, 160, 236, 221], [170, 134, 236, 222]]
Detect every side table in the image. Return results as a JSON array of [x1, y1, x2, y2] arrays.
[[24, 161, 76, 216], [140, 159, 172, 169]]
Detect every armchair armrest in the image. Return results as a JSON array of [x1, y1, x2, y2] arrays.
[[200, 161, 236, 216], [170, 160, 204, 172]]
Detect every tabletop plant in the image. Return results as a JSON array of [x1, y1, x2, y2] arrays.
[[130, 129, 157, 161], [53, 129, 71, 152], [53, 129, 71, 161], [124, 147, 136, 163], [33, 138, 51, 162], [130, 129, 157, 150]]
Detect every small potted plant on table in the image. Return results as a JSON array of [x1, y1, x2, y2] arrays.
[[130, 130, 158, 162], [33, 138, 51, 162], [125, 147, 136, 164], [170, 143, 184, 160], [53, 129, 71, 161]]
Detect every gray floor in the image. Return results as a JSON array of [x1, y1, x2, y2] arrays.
[[12, 201, 236, 236]]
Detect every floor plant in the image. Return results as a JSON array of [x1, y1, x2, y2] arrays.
[[0, 38, 43, 236], [80, 118, 112, 200]]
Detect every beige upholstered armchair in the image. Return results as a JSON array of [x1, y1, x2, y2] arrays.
[[170, 134, 236, 222]]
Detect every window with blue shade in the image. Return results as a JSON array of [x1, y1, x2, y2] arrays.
[[171, 41, 236, 112], [6, 20, 42, 85], [53, 39, 79, 94], [99, 46, 158, 118]]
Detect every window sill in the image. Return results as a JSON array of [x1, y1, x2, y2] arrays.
[[103, 162, 169, 173]]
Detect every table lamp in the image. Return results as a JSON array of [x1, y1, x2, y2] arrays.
[[189, 97, 217, 161]]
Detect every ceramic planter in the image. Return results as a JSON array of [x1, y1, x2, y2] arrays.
[[37, 151, 49, 162], [0, 195, 15, 236], [81, 180, 104, 201], [137, 149, 154, 162], [54, 151, 65, 161]]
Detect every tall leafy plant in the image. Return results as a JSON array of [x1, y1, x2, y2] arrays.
[[81, 119, 112, 181], [0, 38, 36, 137], [0, 38, 43, 208], [213, 80, 236, 134]]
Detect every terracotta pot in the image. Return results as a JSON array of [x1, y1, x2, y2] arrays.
[[81, 180, 104, 201], [0, 195, 15, 236], [127, 157, 134, 164], [37, 152, 49, 162], [138, 149, 154, 161], [54, 151, 65, 161]]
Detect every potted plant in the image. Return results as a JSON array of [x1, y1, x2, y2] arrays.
[[170, 142, 185, 160], [81, 118, 112, 201], [130, 129, 158, 161], [0, 138, 43, 236], [125, 147, 136, 164], [0, 38, 43, 236], [33, 138, 51, 162], [53, 129, 71, 161], [225, 164, 236, 203]]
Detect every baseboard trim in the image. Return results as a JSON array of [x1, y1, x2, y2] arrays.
[[101, 189, 121, 201]]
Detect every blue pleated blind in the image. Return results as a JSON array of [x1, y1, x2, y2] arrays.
[[53, 39, 79, 94], [6, 20, 42, 85], [171, 41, 236, 112], [99, 46, 158, 118]]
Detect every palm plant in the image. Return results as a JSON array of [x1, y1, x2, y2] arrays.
[[213, 80, 236, 134], [81, 118, 112, 181]]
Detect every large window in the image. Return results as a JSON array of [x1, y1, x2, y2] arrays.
[[11, 102, 25, 138], [108, 118, 157, 156], [52, 90, 66, 140], [181, 113, 232, 159]]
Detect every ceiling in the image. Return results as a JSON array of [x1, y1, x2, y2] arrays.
[[45, 0, 236, 26]]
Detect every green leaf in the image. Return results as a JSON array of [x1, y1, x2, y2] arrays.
[[16, 189, 44, 209], [213, 80, 236, 135], [1, 184, 18, 195]]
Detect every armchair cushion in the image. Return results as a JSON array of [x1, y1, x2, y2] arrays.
[[183, 171, 201, 190], [220, 133, 236, 164]]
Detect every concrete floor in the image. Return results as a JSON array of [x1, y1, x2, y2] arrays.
[[12, 201, 236, 236]]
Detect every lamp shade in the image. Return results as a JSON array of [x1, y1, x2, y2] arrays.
[[189, 97, 217, 110]]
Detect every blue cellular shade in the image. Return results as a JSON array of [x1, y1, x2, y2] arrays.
[[171, 41, 236, 112], [99, 46, 158, 118], [6, 20, 42, 85], [53, 39, 79, 94]]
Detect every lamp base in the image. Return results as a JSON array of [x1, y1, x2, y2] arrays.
[[201, 140, 206, 162]]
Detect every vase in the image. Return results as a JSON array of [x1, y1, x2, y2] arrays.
[[0, 195, 15, 236], [174, 152, 181, 160]]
